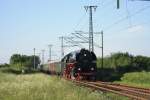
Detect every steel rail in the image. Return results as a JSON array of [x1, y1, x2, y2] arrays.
[[89, 82, 150, 99], [71, 80, 149, 100], [64, 77, 150, 99], [97, 81, 150, 93]]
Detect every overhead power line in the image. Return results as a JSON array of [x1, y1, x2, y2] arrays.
[[116, 0, 150, 9], [103, 5, 150, 32], [73, 13, 87, 31], [72, 31, 102, 48]]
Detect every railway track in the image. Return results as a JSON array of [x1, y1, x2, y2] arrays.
[[97, 81, 150, 94], [71, 80, 150, 100]]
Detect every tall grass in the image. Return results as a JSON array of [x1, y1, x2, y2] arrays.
[[0, 68, 114, 100]]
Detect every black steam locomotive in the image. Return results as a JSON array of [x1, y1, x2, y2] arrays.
[[42, 48, 97, 80]]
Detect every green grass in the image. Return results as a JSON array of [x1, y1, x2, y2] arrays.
[[2, 67, 150, 100], [0, 68, 122, 100], [115, 71, 150, 88]]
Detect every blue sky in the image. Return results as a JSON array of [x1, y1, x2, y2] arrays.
[[0, 0, 150, 63]]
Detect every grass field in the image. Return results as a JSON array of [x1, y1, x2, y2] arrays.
[[115, 71, 150, 88], [0, 68, 126, 100], [1, 67, 149, 100]]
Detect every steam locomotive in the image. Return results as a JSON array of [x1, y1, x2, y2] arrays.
[[42, 48, 97, 80]]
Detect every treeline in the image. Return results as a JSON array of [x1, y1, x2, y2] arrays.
[[96, 52, 150, 81], [0, 63, 9, 68], [10, 54, 40, 70], [97, 52, 150, 72]]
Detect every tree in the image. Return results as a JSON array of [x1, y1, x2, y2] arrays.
[[97, 52, 150, 72], [10, 54, 40, 70], [10, 54, 22, 69]]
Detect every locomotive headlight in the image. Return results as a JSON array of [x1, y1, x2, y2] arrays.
[[78, 68, 81, 71], [84, 54, 87, 56], [91, 67, 94, 71]]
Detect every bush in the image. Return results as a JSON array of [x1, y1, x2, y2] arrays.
[[115, 72, 150, 88]]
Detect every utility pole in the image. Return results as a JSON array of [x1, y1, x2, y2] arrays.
[[41, 50, 45, 65], [37, 53, 41, 64], [33, 48, 36, 69], [117, 0, 120, 9], [59, 36, 64, 76], [48, 44, 53, 62], [101, 31, 104, 69], [59, 36, 64, 58], [116, 0, 150, 9], [84, 6, 97, 52]]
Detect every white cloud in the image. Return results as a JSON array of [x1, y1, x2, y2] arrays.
[[127, 25, 145, 33]]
